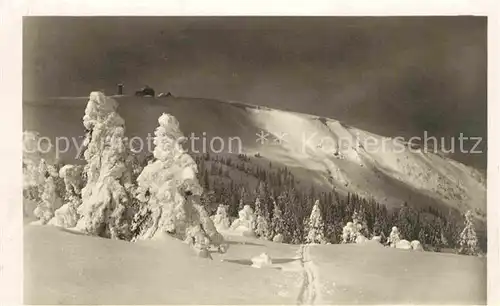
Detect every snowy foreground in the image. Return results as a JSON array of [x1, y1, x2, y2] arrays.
[[24, 224, 486, 305]]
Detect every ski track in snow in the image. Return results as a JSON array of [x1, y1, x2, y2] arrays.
[[296, 244, 322, 305]]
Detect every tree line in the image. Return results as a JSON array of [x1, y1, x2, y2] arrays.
[[194, 153, 486, 254]]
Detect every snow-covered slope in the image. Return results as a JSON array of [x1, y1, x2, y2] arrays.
[[24, 224, 486, 304], [23, 95, 486, 218], [310, 243, 486, 305], [24, 225, 302, 305]]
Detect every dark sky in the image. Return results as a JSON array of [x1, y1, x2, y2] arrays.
[[23, 16, 487, 169]]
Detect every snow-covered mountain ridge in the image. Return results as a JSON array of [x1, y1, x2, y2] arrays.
[[23, 95, 486, 219]]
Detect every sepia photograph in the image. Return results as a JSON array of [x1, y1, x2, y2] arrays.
[[18, 13, 491, 305]]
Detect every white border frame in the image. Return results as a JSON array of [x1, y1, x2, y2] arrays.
[[1, 1, 498, 305]]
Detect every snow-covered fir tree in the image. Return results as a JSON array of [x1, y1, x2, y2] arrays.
[[132, 112, 222, 255], [254, 197, 271, 239], [255, 215, 270, 239], [133, 113, 199, 239], [230, 204, 256, 232], [48, 165, 84, 228], [185, 224, 212, 258], [396, 203, 418, 241], [305, 200, 326, 244], [341, 222, 357, 243], [271, 198, 285, 240], [238, 186, 249, 211], [281, 188, 302, 244], [458, 210, 479, 256], [341, 209, 368, 243], [23, 131, 45, 201], [75, 92, 132, 240], [256, 181, 272, 228], [352, 209, 368, 237], [34, 175, 61, 224], [418, 228, 427, 246], [387, 226, 401, 247], [211, 204, 231, 231], [195, 201, 227, 253], [59, 164, 84, 196]]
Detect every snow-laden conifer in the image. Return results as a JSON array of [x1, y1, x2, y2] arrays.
[[305, 200, 326, 244], [34, 176, 61, 224], [387, 226, 401, 247], [211, 204, 231, 231], [48, 165, 84, 228], [254, 198, 271, 239], [23, 131, 45, 200], [133, 112, 222, 255], [75, 92, 131, 240], [271, 198, 285, 240], [458, 210, 479, 256]]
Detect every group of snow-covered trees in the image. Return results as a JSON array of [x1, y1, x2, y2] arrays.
[[23, 92, 224, 257], [191, 153, 487, 254], [23, 133, 64, 223], [201, 174, 483, 254], [23, 91, 484, 256], [305, 200, 480, 255], [231, 189, 482, 255], [203, 183, 481, 255]]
